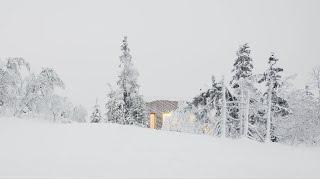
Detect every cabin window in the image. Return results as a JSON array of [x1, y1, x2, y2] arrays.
[[162, 112, 171, 122]]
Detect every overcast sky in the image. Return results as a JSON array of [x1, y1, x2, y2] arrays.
[[0, 0, 319, 109]]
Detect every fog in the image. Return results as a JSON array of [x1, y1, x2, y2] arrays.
[[1, 0, 319, 109]]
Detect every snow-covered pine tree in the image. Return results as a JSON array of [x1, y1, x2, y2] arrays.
[[258, 53, 289, 142], [188, 75, 225, 135], [230, 43, 253, 89], [229, 43, 254, 138], [130, 95, 148, 127], [105, 37, 147, 127], [90, 99, 102, 123]]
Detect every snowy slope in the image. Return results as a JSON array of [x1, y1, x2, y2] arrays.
[[0, 118, 319, 178]]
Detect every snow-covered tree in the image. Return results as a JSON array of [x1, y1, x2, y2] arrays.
[[106, 85, 125, 123], [311, 66, 320, 100], [190, 76, 222, 120], [36, 68, 66, 120], [275, 89, 320, 145], [0, 57, 86, 123], [48, 95, 68, 121], [0, 57, 31, 115], [90, 99, 102, 123], [105, 37, 147, 127], [259, 53, 289, 142], [71, 105, 88, 123], [230, 43, 253, 89], [311, 66, 320, 121], [228, 43, 254, 138], [220, 76, 227, 137], [18, 74, 41, 115], [187, 75, 224, 134], [37, 68, 65, 96]]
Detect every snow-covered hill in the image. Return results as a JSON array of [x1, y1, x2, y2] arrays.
[[0, 118, 319, 178]]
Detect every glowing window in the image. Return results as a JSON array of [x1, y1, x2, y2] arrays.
[[162, 112, 172, 122], [149, 113, 156, 129]]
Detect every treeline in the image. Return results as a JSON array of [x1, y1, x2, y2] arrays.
[[0, 57, 87, 122], [88, 37, 320, 146], [163, 44, 320, 146], [2, 37, 319, 146]]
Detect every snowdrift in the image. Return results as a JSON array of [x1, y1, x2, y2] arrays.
[[0, 118, 319, 178]]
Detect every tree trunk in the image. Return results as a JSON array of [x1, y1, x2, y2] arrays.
[[318, 88, 320, 125], [239, 78, 244, 137], [221, 76, 227, 137], [244, 92, 250, 138], [266, 81, 272, 143]]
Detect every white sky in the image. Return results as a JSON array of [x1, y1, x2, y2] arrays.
[[0, 0, 320, 109]]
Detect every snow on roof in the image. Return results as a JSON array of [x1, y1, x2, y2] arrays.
[[146, 100, 178, 114]]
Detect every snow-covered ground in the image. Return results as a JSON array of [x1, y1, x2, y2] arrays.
[[0, 118, 319, 178]]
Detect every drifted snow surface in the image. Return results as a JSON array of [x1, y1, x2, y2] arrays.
[[0, 118, 319, 178]]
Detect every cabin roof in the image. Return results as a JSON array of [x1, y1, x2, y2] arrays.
[[146, 100, 178, 114]]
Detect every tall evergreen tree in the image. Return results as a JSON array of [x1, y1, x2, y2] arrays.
[[228, 43, 254, 138], [230, 43, 254, 89], [105, 37, 147, 127], [259, 53, 289, 142]]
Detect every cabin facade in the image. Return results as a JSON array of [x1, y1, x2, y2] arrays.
[[146, 100, 178, 129]]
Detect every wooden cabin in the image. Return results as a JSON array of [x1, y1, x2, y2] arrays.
[[146, 100, 178, 129]]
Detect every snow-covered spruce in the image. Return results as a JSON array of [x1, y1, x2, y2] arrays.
[[258, 53, 289, 142], [90, 100, 102, 123], [105, 37, 148, 127], [228, 43, 254, 138]]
